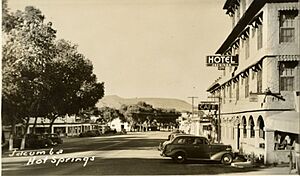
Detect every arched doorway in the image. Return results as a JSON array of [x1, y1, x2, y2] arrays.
[[242, 116, 247, 138], [249, 116, 255, 138], [257, 116, 265, 139]]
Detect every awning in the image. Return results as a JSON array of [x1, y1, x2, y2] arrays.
[[266, 111, 300, 134], [277, 6, 298, 11], [277, 55, 300, 61]]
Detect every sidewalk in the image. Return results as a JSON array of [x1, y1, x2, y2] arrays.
[[240, 165, 296, 175], [224, 164, 298, 175]]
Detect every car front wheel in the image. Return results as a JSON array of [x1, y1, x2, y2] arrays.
[[173, 152, 186, 164], [221, 153, 233, 165]]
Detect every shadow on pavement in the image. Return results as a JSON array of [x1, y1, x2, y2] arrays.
[[2, 157, 263, 175]]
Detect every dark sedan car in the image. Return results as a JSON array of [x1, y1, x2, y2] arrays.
[[160, 135, 234, 164], [79, 130, 101, 137], [45, 133, 63, 145], [14, 134, 55, 149], [158, 131, 187, 151]]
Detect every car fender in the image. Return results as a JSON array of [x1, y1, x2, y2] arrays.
[[210, 151, 233, 161]]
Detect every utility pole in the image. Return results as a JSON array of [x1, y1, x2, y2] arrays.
[[187, 96, 198, 135], [188, 96, 198, 119], [208, 96, 221, 143]]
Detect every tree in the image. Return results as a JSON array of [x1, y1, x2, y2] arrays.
[[2, 5, 104, 149], [2, 5, 57, 149], [97, 107, 122, 125], [119, 102, 181, 131], [119, 102, 154, 131], [77, 106, 101, 123], [42, 39, 104, 133]]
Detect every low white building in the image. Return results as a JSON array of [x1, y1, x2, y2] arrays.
[[109, 118, 130, 132]]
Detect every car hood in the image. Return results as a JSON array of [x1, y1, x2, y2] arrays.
[[158, 140, 172, 150], [210, 143, 232, 151]]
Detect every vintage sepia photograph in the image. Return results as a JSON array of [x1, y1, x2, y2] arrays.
[[1, 0, 300, 175]]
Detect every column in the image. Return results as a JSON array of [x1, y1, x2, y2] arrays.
[[239, 126, 244, 153], [233, 125, 239, 151], [264, 128, 275, 164], [254, 127, 260, 148], [247, 126, 251, 139]]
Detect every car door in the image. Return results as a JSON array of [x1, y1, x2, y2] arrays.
[[184, 137, 197, 158], [192, 137, 210, 159]]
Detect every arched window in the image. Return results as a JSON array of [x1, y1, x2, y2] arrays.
[[249, 116, 255, 138], [242, 116, 247, 138], [257, 116, 265, 139]]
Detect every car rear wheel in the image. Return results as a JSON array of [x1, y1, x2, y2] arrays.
[[173, 152, 186, 164], [221, 153, 233, 165]]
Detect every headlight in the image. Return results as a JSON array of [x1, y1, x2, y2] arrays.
[[226, 146, 232, 151]]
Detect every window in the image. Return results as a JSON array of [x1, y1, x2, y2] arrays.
[[242, 117, 247, 138], [223, 88, 226, 104], [257, 70, 262, 93], [252, 71, 256, 80], [175, 138, 187, 144], [252, 27, 256, 38], [279, 10, 298, 43], [280, 61, 298, 91], [258, 117, 265, 139], [280, 77, 294, 91], [249, 117, 255, 138], [257, 24, 263, 49], [245, 38, 250, 59], [229, 84, 232, 102], [193, 138, 208, 145], [245, 76, 249, 98], [236, 82, 239, 100]]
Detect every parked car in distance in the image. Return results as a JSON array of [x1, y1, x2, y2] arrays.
[[79, 130, 101, 137], [104, 129, 117, 135], [160, 135, 234, 164], [158, 131, 186, 151], [45, 133, 63, 145], [14, 134, 55, 149]]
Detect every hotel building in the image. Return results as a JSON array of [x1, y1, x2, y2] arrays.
[[207, 0, 299, 164]]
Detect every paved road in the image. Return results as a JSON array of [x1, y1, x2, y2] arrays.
[[1, 131, 287, 175]]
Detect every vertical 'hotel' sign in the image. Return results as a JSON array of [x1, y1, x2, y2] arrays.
[[206, 55, 239, 70]]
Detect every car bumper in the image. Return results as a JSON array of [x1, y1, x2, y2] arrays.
[[160, 150, 171, 157], [160, 153, 166, 157]]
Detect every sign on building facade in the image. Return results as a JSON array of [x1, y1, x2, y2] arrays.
[[206, 55, 239, 67]]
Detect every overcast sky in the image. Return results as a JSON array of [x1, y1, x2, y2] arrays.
[[7, 0, 231, 104]]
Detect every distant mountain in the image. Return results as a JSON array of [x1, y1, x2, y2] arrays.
[[97, 95, 192, 112]]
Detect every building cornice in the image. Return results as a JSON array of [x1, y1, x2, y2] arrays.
[[217, 0, 299, 55], [217, 0, 267, 54], [221, 108, 295, 116]]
